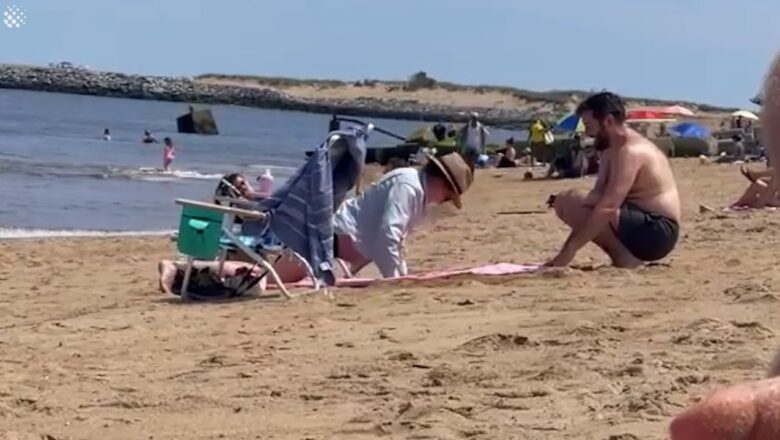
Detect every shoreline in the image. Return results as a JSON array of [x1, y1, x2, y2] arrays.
[[0, 64, 736, 129], [0, 226, 175, 240]]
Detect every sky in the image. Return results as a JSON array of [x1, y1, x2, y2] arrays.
[[0, 0, 777, 107]]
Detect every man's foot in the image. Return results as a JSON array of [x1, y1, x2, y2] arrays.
[[158, 260, 177, 294], [610, 251, 644, 269]]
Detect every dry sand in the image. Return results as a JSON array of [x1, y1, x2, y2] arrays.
[[2, 159, 779, 439]]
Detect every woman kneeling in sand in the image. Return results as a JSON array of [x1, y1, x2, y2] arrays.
[[730, 165, 780, 209]]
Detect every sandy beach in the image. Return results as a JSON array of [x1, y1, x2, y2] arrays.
[[3, 159, 780, 440]]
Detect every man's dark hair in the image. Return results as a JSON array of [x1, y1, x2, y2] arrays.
[[576, 91, 626, 123]]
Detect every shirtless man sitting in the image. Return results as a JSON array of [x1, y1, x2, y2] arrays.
[[546, 91, 681, 267]]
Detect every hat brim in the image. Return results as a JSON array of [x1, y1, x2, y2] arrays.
[[426, 155, 462, 209]]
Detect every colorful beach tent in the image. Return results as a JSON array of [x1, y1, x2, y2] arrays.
[[631, 105, 695, 117], [670, 122, 710, 139], [731, 110, 759, 120], [554, 113, 585, 133]]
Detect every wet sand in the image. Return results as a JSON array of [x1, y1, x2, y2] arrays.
[[1, 159, 779, 439]]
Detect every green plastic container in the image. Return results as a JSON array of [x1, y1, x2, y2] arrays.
[[177, 205, 224, 260]]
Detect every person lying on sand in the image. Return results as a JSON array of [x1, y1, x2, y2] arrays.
[[730, 165, 780, 209], [214, 173, 267, 204], [669, 348, 780, 440], [158, 259, 265, 296], [158, 256, 356, 296], [545, 92, 681, 268]]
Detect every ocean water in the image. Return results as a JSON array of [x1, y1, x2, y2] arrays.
[[0, 89, 525, 238]]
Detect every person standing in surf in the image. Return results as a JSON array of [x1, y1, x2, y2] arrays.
[[162, 137, 175, 172]]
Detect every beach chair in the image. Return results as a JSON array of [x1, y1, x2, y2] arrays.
[[172, 126, 369, 300]]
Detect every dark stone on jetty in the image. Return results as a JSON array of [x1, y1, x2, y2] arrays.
[[177, 106, 219, 135]]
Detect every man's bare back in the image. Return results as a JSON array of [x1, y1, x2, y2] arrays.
[[597, 128, 681, 221]]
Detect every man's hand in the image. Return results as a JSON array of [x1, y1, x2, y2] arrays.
[[544, 248, 575, 267]]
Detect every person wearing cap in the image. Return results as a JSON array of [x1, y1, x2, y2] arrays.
[[457, 112, 489, 170], [333, 152, 473, 278], [546, 91, 681, 268]]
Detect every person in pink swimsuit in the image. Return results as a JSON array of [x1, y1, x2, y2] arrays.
[[162, 137, 175, 172]]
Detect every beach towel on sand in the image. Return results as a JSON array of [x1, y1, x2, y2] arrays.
[[281, 263, 541, 289], [724, 205, 778, 212]]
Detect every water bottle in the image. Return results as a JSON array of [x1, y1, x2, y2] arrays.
[[257, 168, 274, 196]]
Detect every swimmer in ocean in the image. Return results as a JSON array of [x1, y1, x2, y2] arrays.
[[142, 130, 158, 144]]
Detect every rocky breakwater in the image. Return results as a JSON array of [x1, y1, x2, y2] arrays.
[[0, 64, 290, 108], [0, 65, 540, 128]]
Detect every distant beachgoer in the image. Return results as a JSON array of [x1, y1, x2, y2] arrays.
[[730, 165, 780, 209], [142, 130, 158, 144], [329, 114, 340, 132], [457, 112, 489, 170], [546, 91, 681, 268], [496, 138, 518, 168], [162, 137, 175, 172], [432, 122, 447, 142], [656, 123, 668, 138], [547, 135, 587, 179], [103, 128, 111, 141], [215, 173, 266, 204], [528, 119, 552, 164]]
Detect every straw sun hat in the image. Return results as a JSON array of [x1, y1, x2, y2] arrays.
[[425, 152, 473, 209]]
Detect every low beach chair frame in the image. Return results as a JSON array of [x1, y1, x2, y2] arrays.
[[174, 198, 321, 300], [172, 128, 373, 300]]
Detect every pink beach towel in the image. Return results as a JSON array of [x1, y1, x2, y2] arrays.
[[724, 205, 779, 212], [283, 263, 542, 289]]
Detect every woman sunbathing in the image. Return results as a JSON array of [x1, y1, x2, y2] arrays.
[[730, 165, 780, 209], [158, 255, 356, 297], [215, 173, 266, 204]]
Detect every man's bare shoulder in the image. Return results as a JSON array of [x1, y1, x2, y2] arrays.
[[624, 131, 661, 158]]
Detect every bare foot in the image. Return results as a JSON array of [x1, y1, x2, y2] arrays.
[[158, 260, 177, 294], [610, 251, 645, 269]]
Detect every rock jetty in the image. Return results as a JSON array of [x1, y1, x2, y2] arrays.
[[0, 64, 543, 128]]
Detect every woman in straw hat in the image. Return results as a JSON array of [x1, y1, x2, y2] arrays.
[[332, 151, 473, 278]]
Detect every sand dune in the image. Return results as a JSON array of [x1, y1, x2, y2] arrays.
[[1, 159, 779, 439]]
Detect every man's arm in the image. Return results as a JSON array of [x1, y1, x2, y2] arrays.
[[583, 153, 609, 206], [373, 183, 419, 278], [551, 148, 641, 264]]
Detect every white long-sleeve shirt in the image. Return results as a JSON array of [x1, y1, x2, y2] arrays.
[[334, 168, 426, 278]]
